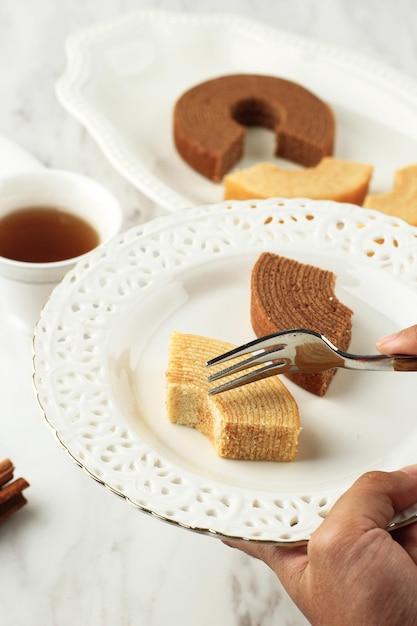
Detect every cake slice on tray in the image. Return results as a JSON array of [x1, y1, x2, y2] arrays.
[[223, 157, 373, 205]]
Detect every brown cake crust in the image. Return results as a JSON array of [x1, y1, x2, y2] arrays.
[[251, 253, 353, 396], [174, 74, 335, 182]]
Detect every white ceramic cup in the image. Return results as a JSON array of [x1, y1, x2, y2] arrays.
[[0, 169, 123, 333]]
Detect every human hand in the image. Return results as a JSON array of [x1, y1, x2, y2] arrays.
[[376, 324, 417, 355], [225, 467, 417, 626]]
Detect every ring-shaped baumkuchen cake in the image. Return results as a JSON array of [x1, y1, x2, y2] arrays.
[[173, 74, 335, 182], [251, 253, 353, 397]]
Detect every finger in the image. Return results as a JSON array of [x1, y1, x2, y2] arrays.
[[223, 539, 276, 563], [224, 468, 417, 600], [225, 468, 417, 562], [321, 469, 417, 535], [223, 539, 307, 565], [223, 539, 308, 581], [376, 324, 417, 354], [392, 521, 417, 564]]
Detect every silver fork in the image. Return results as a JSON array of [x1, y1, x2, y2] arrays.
[[206, 328, 417, 395]]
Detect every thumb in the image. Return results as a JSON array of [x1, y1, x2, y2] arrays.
[[322, 468, 417, 534], [376, 324, 417, 355]]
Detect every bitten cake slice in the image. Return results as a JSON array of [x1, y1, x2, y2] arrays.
[[223, 157, 373, 205], [166, 331, 301, 461], [251, 253, 353, 396]]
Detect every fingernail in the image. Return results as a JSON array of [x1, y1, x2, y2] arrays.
[[376, 332, 400, 348], [401, 464, 417, 477]]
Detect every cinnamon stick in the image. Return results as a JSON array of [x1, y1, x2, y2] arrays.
[[0, 493, 28, 522], [0, 458, 14, 487], [0, 459, 30, 523], [0, 477, 29, 506]]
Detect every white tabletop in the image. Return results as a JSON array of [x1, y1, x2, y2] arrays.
[[1, 1, 416, 625]]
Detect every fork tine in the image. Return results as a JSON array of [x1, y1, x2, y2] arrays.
[[206, 329, 323, 395], [205, 329, 297, 368], [207, 346, 286, 382], [208, 361, 290, 395]]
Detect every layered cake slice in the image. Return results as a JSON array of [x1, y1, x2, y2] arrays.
[[363, 164, 417, 225], [251, 253, 353, 396], [166, 331, 301, 461], [223, 157, 373, 205]]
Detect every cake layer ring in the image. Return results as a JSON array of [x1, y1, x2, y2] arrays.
[[173, 73, 335, 182]]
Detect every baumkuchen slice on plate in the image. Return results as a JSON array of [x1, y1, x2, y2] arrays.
[[173, 74, 335, 182], [251, 253, 353, 396], [166, 331, 301, 461]]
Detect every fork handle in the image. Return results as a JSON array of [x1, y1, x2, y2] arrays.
[[393, 357, 417, 372], [344, 355, 417, 371]]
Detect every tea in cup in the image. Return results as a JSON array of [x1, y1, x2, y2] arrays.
[[0, 169, 123, 332]]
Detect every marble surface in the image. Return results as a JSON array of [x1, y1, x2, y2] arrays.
[[0, 1, 416, 624]]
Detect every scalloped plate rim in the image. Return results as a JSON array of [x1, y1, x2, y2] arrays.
[[32, 198, 417, 543]]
